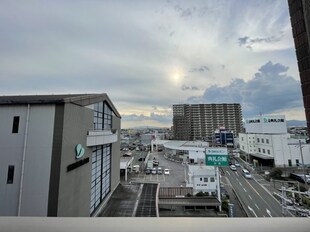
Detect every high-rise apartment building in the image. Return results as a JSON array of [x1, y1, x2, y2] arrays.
[[288, 0, 310, 135], [173, 104, 243, 142]]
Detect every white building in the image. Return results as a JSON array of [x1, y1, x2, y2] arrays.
[[239, 115, 310, 167], [185, 165, 217, 195]]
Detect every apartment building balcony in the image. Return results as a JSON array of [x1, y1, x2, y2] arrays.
[[86, 129, 118, 146]]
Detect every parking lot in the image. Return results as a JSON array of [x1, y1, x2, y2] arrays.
[[127, 151, 186, 187]]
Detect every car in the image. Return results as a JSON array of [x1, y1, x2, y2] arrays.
[[145, 168, 151, 175], [153, 160, 159, 166], [230, 165, 237, 171], [157, 167, 163, 175], [151, 168, 157, 175], [235, 162, 240, 167], [164, 169, 170, 175], [242, 169, 252, 179], [229, 161, 233, 165]]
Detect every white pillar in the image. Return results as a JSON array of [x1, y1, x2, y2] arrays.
[[216, 167, 222, 211]]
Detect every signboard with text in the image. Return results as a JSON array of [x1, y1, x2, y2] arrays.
[[205, 148, 228, 166]]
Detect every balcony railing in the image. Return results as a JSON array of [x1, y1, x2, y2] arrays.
[[86, 129, 118, 146]]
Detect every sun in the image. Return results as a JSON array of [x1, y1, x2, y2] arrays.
[[173, 72, 180, 81]]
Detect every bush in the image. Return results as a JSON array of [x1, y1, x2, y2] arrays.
[[269, 168, 283, 180], [196, 191, 204, 197], [186, 193, 192, 197], [222, 200, 229, 212], [302, 196, 310, 208]]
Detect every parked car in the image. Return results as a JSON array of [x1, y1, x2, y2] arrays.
[[157, 167, 163, 175], [235, 162, 240, 167], [151, 168, 157, 175], [164, 169, 170, 175], [153, 160, 159, 166], [145, 168, 151, 175], [230, 165, 237, 171]]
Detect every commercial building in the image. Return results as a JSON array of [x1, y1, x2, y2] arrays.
[[288, 0, 310, 135], [239, 115, 310, 167], [0, 94, 121, 217], [214, 127, 235, 147], [173, 104, 243, 142]]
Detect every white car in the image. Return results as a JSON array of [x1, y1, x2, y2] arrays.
[[230, 165, 237, 171], [242, 169, 252, 179], [235, 163, 240, 167], [164, 169, 170, 175]]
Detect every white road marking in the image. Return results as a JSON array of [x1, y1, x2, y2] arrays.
[[243, 188, 247, 193], [239, 182, 243, 187], [248, 195, 253, 200], [266, 209, 272, 217], [236, 172, 239, 177], [255, 204, 260, 210], [226, 170, 231, 176]]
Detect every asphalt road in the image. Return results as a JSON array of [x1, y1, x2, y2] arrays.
[[222, 165, 284, 217]]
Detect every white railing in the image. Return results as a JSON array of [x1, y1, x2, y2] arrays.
[[87, 129, 118, 146]]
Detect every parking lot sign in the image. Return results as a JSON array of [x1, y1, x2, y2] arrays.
[[205, 148, 228, 166]]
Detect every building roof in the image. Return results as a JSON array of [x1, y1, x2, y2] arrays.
[[0, 93, 121, 118], [188, 165, 216, 175]]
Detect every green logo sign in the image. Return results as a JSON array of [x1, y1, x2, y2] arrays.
[[75, 144, 85, 159]]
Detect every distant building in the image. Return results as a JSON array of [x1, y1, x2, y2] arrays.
[[239, 115, 310, 167], [214, 127, 235, 147], [0, 94, 121, 216], [288, 0, 310, 135], [172, 104, 243, 142]]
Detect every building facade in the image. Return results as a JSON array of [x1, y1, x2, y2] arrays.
[[0, 94, 121, 217], [173, 104, 243, 142], [239, 115, 310, 167], [214, 127, 235, 147], [288, 0, 310, 135]]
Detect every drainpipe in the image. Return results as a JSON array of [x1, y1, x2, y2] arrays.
[[17, 104, 30, 216]]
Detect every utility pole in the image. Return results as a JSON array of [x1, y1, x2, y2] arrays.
[[298, 140, 309, 195]]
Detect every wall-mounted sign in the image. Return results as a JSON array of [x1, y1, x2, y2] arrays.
[[75, 144, 85, 159]]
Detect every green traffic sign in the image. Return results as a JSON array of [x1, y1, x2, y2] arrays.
[[205, 154, 228, 166]]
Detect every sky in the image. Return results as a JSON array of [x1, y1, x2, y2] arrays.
[[0, 0, 305, 128]]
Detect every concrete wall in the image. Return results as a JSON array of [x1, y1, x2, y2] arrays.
[[0, 105, 55, 216], [111, 115, 120, 192], [57, 103, 93, 217]]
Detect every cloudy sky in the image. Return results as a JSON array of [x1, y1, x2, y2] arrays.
[[0, 0, 304, 128]]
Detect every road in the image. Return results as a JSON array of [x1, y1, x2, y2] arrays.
[[222, 165, 284, 217]]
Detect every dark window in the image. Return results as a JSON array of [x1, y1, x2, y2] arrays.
[[12, 116, 20, 133], [288, 159, 292, 167], [296, 159, 300, 166], [7, 165, 15, 184]]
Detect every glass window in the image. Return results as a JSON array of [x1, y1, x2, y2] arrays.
[[263, 149, 265, 153], [204, 178, 208, 182], [267, 150, 270, 154], [266, 139, 269, 144], [288, 159, 292, 167], [258, 148, 261, 152], [210, 177, 215, 182], [90, 144, 112, 215], [261, 139, 264, 143]]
